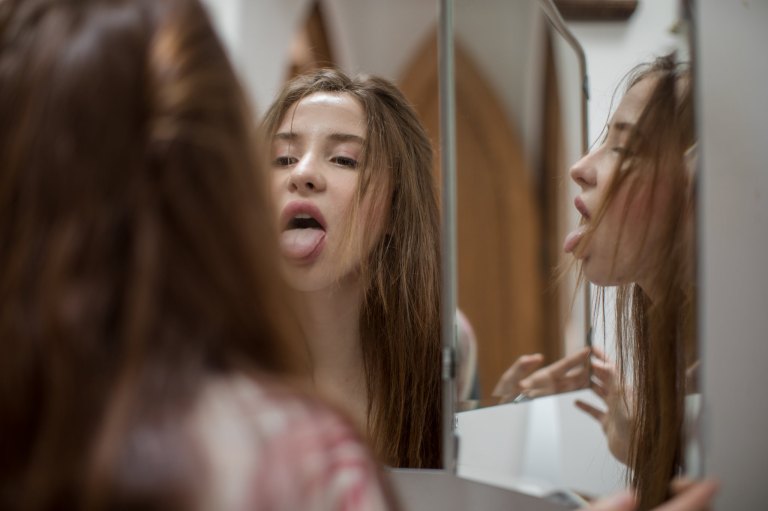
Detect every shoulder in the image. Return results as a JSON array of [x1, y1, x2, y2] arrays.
[[190, 375, 394, 511]]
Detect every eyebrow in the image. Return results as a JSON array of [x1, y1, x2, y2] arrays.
[[273, 132, 365, 145]]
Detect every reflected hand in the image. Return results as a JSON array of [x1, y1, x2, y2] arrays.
[[492, 347, 592, 403], [585, 479, 718, 511], [574, 349, 632, 465], [665, 478, 718, 511]]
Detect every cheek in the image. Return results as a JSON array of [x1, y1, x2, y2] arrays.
[[270, 173, 282, 200], [364, 177, 392, 241], [585, 181, 654, 284], [354, 191, 390, 251]]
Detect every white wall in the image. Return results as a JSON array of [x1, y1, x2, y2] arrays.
[[698, 1, 768, 507], [201, 0, 437, 117], [568, 1, 680, 146], [202, 0, 311, 116]]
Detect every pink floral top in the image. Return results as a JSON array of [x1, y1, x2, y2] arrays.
[[191, 376, 394, 511]]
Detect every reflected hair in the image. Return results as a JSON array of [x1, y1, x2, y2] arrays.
[[261, 69, 443, 468], [0, 0, 302, 508], [575, 54, 695, 508]]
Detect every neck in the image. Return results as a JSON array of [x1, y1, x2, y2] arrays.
[[299, 276, 368, 429]]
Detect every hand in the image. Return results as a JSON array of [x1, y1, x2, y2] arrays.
[[574, 349, 633, 465], [663, 478, 718, 511], [585, 479, 718, 511], [492, 348, 592, 403]]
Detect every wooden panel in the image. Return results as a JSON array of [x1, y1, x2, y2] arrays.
[[399, 33, 543, 398]]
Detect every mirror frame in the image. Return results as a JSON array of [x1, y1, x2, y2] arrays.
[[438, 0, 458, 473]]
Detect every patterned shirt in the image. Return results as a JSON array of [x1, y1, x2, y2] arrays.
[[191, 376, 394, 511]]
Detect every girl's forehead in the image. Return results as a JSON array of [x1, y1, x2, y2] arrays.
[[279, 92, 366, 134], [612, 76, 657, 125]]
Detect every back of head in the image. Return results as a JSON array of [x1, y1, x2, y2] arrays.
[[0, 0, 299, 508]]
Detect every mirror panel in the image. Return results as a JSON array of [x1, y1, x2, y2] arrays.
[[452, 0, 699, 502], [205, 0, 446, 469], [453, 0, 589, 410]]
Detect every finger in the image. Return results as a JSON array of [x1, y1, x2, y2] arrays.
[[575, 399, 606, 422], [591, 360, 616, 384], [547, 348, 592, 376], [557, 367, 590, 393], [654, 480, 718, 511], [590, 345, 609, 362], [584, 490, 635, 511], [670, 477, 696, 496], [590, 378, 610, 400], [492, 354, 544, 395], [507, 354, 545, 379]]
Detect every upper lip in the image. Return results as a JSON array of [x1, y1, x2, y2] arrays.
[[574, 197, 591, 220], [280, 201, 327, 231]]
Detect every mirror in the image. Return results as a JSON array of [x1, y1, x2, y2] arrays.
[[451, 0, 589, 411], [202, 1, 699, 497], [204, 0, 450, 470], [451, 0, 700, 504]]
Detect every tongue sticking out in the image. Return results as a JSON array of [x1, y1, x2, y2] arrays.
[[563, 225, 587, 254], [280, 228, 326, 260]]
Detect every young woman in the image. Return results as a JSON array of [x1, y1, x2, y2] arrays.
[[261, 69, 443, 469], [565, 54, 698, 509], [0, 1, 394, 509]]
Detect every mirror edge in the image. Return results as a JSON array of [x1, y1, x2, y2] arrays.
[[439, 0, 459, 474], [539, 0, 593, 356]]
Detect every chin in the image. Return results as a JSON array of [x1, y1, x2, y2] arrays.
[[281, 262, 346, 294], [582, 260, 623, 287]]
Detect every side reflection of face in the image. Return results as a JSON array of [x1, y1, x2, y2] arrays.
[[566, 76, 671, 288], [270, 92, 387, 292]]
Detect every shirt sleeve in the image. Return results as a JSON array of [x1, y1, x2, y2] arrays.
[[246, 394, 396, 511]]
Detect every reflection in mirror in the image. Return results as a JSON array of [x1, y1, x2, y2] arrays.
[[453, 0, 700, 506], [566, 2, 700, 508], [253, 0, 447, 470], [452, 0, 589, 411]]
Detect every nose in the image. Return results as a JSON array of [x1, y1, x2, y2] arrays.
[[288, 154, 326, 193], [569, 152, 597, 189]]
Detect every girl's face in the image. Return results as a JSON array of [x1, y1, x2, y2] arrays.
[[270, 92, 389, 292], [565, 76, 673, 290]]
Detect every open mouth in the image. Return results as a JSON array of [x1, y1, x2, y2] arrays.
[[286, 213, 324, 231], [279, 203, 327, 262]]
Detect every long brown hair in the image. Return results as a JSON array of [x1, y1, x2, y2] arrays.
[[578, 55, 695, 508], [0, 0, 302, 508], [261, 69, 443, 468]]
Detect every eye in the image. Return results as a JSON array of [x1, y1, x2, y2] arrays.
[[611, 147, 634, 158], [273, 156, 297, 167], [331, 156, 358, 169]]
